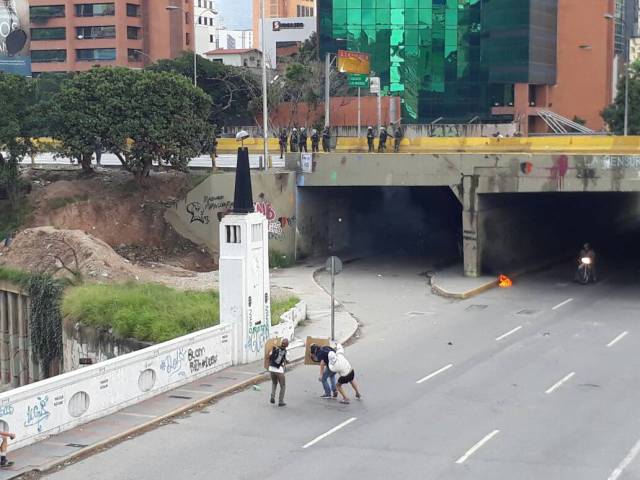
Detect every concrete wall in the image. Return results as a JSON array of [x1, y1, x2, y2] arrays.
[[62, 319, 150, 372], [0, 323, 232, 451], [165, 171, 297, 261]]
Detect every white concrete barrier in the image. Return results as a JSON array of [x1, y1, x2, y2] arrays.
[[270, 301, 307, 341], [0, 324, 232, 451]]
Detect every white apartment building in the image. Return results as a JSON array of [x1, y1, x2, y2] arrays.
[[195, 0, 221, 54]]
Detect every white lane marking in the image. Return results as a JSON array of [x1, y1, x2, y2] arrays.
[[455, 429, 500, 464], [302, 417, 358, 449], [116, 412, 157, 419], [607, 331, 629, 348], [416, 364, 454, 384], [607, 437, 640, 480], [552, 298, 574, 310], [495, 325, 523, 341], [545, 372, 576, 394]]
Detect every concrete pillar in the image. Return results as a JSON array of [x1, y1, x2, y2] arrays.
[[7, 293, 19, 387], [17, 295, 29, 386], [462, 175, 481, 278], [514, 83, 530, 136], [0, 292, 8, 385]]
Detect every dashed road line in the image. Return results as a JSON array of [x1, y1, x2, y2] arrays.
[[606, 437, 640, 480], [552, 298, 573, 310], [302, 417, 358, 449], [455, 429, 500, 464], [606, 331, 629, 348], [495, 326, 523, 341], [545, 372, 576, 394], [416, 364, 453, 384]]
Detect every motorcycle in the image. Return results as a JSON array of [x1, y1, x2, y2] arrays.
[[576, 256, 594, 284]]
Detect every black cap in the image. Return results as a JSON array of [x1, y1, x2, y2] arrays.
[[232, 147, 253, 214]]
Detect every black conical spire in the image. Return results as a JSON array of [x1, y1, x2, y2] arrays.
[[233, 147, 254, 213]]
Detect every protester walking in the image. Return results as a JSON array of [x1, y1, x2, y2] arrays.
[[378, 127, 388, 153], [366, 127, 375, 153], [279, 129, 288, 158], [268, 338, 289, 407], [328, 344, 361, 404], [322, 127, 331, 152], [290, 128, 299, 153], [310, 344, 337, 398], [311, 129, 320, 152]]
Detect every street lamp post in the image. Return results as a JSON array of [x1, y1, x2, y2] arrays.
[[260, 0, 269, 168], [166, 4, 218, 88]]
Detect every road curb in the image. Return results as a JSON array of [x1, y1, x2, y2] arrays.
[[20, 264, 360, 479]]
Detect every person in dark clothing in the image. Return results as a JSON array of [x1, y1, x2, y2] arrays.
[[268, 338, 289, 407], [393, 126, 403, 153], [310, 343, 337, 398], [322, 127, 331, 152], [279, 129, 288, 158], [0, 431, 16, 468], [311, 129, 320, 152], [299, 127, 308, 152], [378, 127, 388, 153], [290, 128, 299, 153], [367, 127, 375, 153]]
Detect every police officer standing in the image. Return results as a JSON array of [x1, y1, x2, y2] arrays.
[[378, 126, 388, 153], [322, 127, 331, 152], [366, 126, 375, 153], [299, 127, 308, 152], [279, 128, 288, 159], [290, 128, 299, 153], [311, 129, 320, 153], [393, 125, 403, 153]]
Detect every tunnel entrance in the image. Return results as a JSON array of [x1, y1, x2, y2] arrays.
[[296, 186, 462, 262], [478, 192, 640, 275]]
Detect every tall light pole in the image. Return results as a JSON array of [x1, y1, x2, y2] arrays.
[[260, 0, 269, 168], [166, 4, 218, 87]]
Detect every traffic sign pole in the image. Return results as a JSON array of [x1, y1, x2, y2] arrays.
[[357, 87, 361, 138], [330, 256, 335, 341]]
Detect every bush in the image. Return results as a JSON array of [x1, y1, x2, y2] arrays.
[[271, 296, 300, 326], [269, 250, 294, 269], [62, 283, 220, 343]]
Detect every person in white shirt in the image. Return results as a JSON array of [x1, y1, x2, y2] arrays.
[[327, 344, 362, 404]]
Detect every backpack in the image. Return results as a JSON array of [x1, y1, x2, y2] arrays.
[[270, 347, 286, 368]]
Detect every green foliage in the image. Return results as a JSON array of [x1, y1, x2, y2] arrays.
[[150, 53, 260, 127], [50, 67, 213, 180], [271, 296, 300, 326], [602, 62, 640, 134], [0, 198, 30, 241], [269, 250, 294, 268], [62, 283, 220, 343], [0, 266, 31, 285], [27, 274, 64, 376]]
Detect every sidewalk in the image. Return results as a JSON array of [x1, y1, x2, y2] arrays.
[[1, 262, 358, 479], [430, 264, 498, 299]]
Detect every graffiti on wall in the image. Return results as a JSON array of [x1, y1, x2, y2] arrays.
[[159, 347, 187, 378], [187, 347, 218, 373], [245, 324, 269, 353], [24, 395, 50, 433]]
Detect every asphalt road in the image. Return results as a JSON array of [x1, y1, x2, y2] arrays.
[[45, 256, 640, 480]]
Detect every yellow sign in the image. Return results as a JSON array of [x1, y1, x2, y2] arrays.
[[337, 50, 370, 75]]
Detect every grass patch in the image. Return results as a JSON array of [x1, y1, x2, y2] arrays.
[[62, 283, 220, 343], [46, 193, 90, 211], [271, 296, 300, 326], [269, 250, 294, 269], [0, 266, 31, 285]]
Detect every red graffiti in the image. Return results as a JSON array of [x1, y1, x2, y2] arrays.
[[254, 201, 276, 220], [549, 155, 569, 189]]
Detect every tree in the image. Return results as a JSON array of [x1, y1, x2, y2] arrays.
[[50, 67, 213, 181], [0, 73, 36, 209], [602, 61, 640, 134]]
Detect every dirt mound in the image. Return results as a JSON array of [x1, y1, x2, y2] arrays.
[[0, 227, 145, 282]]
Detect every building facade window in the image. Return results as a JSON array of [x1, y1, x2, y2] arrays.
[[210, 34, 214, 43], [127, 48, 142, 61], [75, 3, 115, 17], [29, 5, 65, 23], [76, 26, 116, 39], [186, 32, 191, 45], [31, 27, 66, 41], [76, 48, 116, 61], [126, 4, 141, 17], [127, 26, 141, 39], [31, 49, 67, 63]]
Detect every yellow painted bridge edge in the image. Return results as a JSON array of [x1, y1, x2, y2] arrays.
[[216, 136, 640, 154]]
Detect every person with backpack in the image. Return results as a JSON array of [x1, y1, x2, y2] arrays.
[[328, 344, 361, 404], [310, 343, 337, 399], [268, 338, 289, 407]]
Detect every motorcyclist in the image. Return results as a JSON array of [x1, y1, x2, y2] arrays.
[[378, 127, 388, 153], [290, 128, 299, 153], [322, 127, 331, 152], [299, 127, 308, 152], [311, 129, 320, 153], [366, 127, 375, 153], [278, 128, 288, 158], [578, 243, 597, 282]]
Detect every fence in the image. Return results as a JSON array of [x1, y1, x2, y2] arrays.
[[0, 282, 51, 389]]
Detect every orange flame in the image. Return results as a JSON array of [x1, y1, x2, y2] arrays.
[[498, 275, 513, 288]]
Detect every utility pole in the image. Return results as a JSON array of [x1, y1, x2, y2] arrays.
[[324, 53, 331, 127], [260, 0, 269, 167]]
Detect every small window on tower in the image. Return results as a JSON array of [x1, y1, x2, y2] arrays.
[[252, 223, 262, 242], [226, 225, 241, 244]]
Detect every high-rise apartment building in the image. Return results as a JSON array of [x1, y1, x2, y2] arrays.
[[28, 0, 195, 74], [195, 0, 220, 54], [319, 0, 617, 133], [252, 0, 315, 46]]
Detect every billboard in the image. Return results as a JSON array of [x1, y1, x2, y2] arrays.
[[337, 50, 369, 75], [0, 0, 31, 76]]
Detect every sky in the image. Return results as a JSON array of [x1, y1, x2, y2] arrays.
[[217, 0, 252, 30]]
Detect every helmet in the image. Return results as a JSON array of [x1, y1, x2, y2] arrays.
[[312, 129, 317, 134], [381, 126, 386, 131], [301, 127, 306, 131], [292, 127, 297, 131]]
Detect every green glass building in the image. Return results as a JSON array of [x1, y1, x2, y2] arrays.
[[319, 0, 558, 123]]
